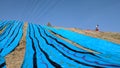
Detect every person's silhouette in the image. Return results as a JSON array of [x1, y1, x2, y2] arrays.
[[96, 25, 99, 31]]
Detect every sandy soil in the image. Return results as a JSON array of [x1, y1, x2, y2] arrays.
[[49, 30, 100, 54], [1, 25, 119, 68], [66, 28, 120, 44], [5, 23, 27, 68], [0, 25, 7, 34], [54, 27, 120, 44]]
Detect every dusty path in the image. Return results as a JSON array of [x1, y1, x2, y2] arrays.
[[5, 23, 27, 68]]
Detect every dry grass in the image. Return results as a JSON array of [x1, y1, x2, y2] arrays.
[[5, 23, 28, 68]]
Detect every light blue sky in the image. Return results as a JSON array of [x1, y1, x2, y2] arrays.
[[0, 0, 120, 32]]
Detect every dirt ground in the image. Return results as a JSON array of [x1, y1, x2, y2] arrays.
[[66, 28, 120, 44], [54, 27, 120, 44], [49, 30, 100, 54], [1, 25, 119, 68], [5, 23, 27, 68]]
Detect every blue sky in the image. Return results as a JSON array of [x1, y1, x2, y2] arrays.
[[0, 0, 120, 32]]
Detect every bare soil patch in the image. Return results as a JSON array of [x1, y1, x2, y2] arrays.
[[49, 30, 100, 54], [5, 23, 28, 68], [55, 27, 120, 44]]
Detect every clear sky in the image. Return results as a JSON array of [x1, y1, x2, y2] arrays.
[[0, 0, 120, 32]]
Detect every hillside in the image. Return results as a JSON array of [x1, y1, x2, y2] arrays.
[[0, 21, 120, 68], [65, 28, 120, 44], [53, 26, 120, 44]]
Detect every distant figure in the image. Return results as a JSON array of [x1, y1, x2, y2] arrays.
[[95, 24, 99, 31], [47, 22, 52, 26]]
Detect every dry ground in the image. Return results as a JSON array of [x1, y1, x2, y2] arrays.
[[5, 23, 27, 68], [0, 25, 7, 34], [0, 24, 119, 68], [54, 27, 120, 44], [49, 30, 100, 54], [66, 28, 120, 44]]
